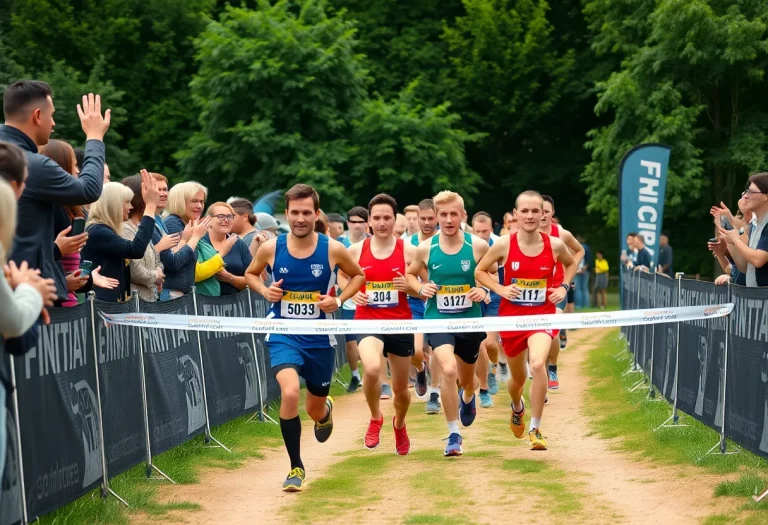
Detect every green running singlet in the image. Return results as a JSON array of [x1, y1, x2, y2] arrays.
[[424, 231, 481, 319]]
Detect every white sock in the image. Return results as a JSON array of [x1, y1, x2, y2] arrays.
[[447, 420, 460, 436], [529, 417, 541, 431], [351, 370, 360, 380], [428, 386, 440, 396]]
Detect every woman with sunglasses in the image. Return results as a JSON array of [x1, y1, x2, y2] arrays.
[[204, 202, 252, 295]]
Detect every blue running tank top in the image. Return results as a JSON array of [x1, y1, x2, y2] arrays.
[[266, 233, 337, 349], [488, 236, 504, 304], [407, 233, 426, 316]]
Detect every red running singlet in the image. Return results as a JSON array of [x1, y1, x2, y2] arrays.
[[354, 238, 412, 320], [498, 232, 559, 356], [549, 223, 564, 286]]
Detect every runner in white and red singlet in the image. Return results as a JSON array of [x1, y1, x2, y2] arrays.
[[539, 195, 583, 390], [346, 193, 419, 455], [476, 190, 577, 450]]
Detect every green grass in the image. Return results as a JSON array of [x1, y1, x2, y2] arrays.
[[584, 330, 768, 523], [37, 363, 358, 524]]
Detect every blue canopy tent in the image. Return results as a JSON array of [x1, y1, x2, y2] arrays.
[[253, 190, 283, 215]]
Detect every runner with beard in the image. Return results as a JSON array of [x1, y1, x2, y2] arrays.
[[348, 193, 418, 455], [539, 195, 584, 390], [475, 190, 577, 450], [246, 184, 365, 492], [406, 191, 490, 456]]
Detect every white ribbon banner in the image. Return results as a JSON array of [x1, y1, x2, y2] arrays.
[[100, 304, 733, 335]]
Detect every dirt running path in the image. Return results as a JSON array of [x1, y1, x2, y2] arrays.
[[136, 329, 734, 524]]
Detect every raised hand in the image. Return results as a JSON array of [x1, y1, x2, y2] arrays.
[[77, 93, 111, 141], [155, 233, 181, 252], [55, 226, 88, 256], [140, 169, 161, 207], [218, 235, 238, 257]]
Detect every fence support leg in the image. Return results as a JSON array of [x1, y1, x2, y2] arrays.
[[245, 287, 278, 425]]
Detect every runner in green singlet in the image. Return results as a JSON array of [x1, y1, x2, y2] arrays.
[[406, 191, 491, 457]]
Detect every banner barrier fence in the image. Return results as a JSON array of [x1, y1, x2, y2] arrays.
[[2, 274, 766, 522]]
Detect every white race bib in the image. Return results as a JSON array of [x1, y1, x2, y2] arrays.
[[281, 291, 320, 319], [367, 281, 399, 308], [437, 284, 471, 313], [511, 278, 546, 305]]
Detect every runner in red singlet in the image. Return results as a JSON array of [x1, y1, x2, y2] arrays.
[[539, 195, 583, 390], [347, 193, 419, 455], [476, 191, 577, 450]]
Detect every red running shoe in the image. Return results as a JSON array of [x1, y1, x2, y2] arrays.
[[365, 417, 384, 449], [393, 417, 411, 456]]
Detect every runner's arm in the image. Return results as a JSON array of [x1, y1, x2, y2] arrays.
[[331, 241, 365, 303], [553, 237, 577, 286], [401, 243, 422, 297], [475, 237, 508, 296], [406, 242, 429, 296], [245, 239, 276, 298], [560, 228, 585, 266]]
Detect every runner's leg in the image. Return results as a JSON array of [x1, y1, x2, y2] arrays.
[[389, 354, 412, 429], [358, 337, 384, 421], [528, 333, 553, 449]]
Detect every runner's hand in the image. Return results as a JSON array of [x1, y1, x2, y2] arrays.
[[418, 281, 438, 299], [265, 278, 284, 303], [352, 291, 369, 307], [317, 294, 338, 313], [548, 287, 566, 304], [393, 272, 408, 292], [468, 287, 486, 303], [499, 284, 521, 301]]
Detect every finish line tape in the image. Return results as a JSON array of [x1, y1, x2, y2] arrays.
[[100, 304, 734, 335]]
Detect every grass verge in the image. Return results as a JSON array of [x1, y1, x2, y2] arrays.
[[584, 330, 768, 523], [36, 364, 356, 524]]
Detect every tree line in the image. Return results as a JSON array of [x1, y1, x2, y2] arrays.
[[2, 0, 766, 275]]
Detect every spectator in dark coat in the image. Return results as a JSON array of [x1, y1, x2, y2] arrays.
[[80, 172, 160, 302], [0, 82, 111, 302]]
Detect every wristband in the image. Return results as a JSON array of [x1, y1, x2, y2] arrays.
[[560, 283, 570, 291], [417, 285, 425, 297]]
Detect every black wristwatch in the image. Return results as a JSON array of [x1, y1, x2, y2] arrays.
[[560, 283, 570, 291]]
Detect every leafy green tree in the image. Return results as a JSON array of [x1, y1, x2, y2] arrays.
[[178, 0, 368, 209], [349, 82, 483, 205]]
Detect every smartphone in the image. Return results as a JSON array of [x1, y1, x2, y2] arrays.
[[708, 237, 718, 244], [70, 217, 86, 236], [719, 215, 733, 231], [79, 260, 93, 276]]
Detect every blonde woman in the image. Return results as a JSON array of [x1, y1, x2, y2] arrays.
[[202, 201, 251, 296], [164, 181, 211, 297], [121, 172, 174, 301], [81, 172, 160, 302]]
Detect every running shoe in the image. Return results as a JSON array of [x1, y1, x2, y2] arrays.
[[426, 392, 441, 414], [487, 372, 499, 395], [559, 329, 567, 349], [415, 362, 428, 398], [498, 362, 510, 383], [346, 375, 361, 393], [548, 369, 560, 390], [458, 388, 477, 427], [529, 427, 547, 450], [510, 398, 526, 438], [479, 389, 493, 408], [444, 432, 463, 457], [393, 417, 411, 456], [365, 416, 384, 449], [282, 467, 305, 492], [380, 383, 393, 400], [314, 397, 334, 443]]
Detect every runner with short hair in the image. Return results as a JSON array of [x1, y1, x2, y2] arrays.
[[475, 190, 577, 450], [403, 204, 420, 237], [246, 183, 365, 491], [539, 195, 584, 390], [410, 199, 439, 408], [348, 193, 418, 454], [406, 191, 491, 456], [471, 211, 503, 407], [394, 213, 408, 238]]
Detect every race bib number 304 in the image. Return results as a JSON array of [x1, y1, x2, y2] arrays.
[[281, 291, 320, 319], [511, 278, 546, 305], [437, 284, 471, 314], [367, 281, 399, 308]]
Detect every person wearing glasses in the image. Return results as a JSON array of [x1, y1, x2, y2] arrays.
[[203, 202, 252, 296], [718, 173, 768, 287]]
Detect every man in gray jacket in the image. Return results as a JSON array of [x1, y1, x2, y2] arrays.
[[0, 80, 111, 302]]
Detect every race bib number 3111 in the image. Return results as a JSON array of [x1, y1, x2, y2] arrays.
[[511, 278, 546, 305], [281, 291, 320, 319]]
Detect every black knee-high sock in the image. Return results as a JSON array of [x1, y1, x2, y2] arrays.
[[280, 416, 303, 470]]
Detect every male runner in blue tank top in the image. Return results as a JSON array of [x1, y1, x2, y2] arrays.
[[246, 184, 365, 492]]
